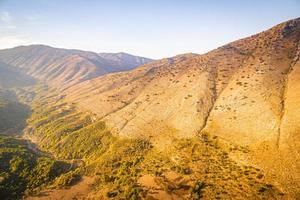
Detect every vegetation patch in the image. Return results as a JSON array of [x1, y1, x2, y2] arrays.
[[0, 135, 73, 199]]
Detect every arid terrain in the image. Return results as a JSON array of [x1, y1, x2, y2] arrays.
[[0, 18, 299, 199]]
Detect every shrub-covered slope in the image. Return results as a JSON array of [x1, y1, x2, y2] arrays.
[[0, 135, 72, 199]]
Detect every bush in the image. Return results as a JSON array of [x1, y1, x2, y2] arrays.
[[54, 170, 81, 188], [190, 181, 206, 199], [106, 190, 118, 198]]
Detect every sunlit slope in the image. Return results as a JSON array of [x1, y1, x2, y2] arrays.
[[65, 18, 300, 142], [62, 18, 300, 197], [22, 90, 284, 199]]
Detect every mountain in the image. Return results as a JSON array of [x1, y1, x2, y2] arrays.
[[98, 52, 153, 72], [0, 45, 153, 88], [65, 18, 300, 140], [62, 18, 300, 196]]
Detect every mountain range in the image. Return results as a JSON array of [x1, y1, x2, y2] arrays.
[[0, 45, 153, 88]]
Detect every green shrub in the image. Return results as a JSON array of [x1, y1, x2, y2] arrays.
[[106, 190, 118, 198], [54, 170, 81, 188], [190, 181, 206, 199]]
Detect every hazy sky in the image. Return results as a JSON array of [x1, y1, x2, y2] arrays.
[[0, 0, 299, 58]]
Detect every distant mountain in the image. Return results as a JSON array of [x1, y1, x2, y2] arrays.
[[98, 52, 153, 72], [0, 45, 153, 87]]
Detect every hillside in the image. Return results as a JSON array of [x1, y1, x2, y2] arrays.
[[0, 45, 153, 88], [61, 18, 300, 197], [20, 90, 284, 199], [65, 18, 300, 140]]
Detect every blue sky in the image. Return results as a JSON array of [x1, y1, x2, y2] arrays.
[[0, 0, 299, 58]]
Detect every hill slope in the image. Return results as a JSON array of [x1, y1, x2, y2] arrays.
[[63, 18, 300, 196], [65, 18, 300, 140]]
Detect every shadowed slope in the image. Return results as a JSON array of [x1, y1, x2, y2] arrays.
[[0, 62, 35, 89]]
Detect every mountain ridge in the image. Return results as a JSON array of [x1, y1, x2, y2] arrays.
[[0, 45, 154, 88]]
